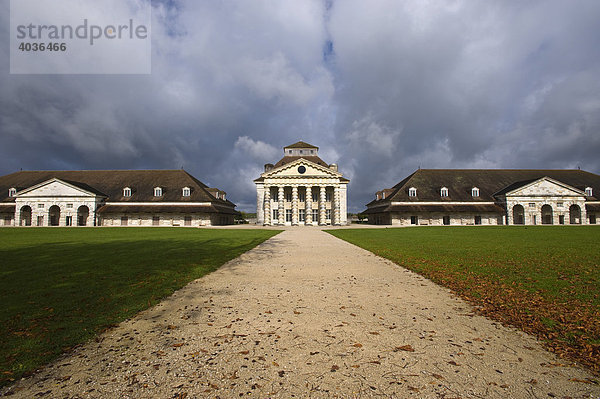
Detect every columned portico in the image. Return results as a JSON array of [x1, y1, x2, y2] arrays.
[[255, 141, 350, 226]]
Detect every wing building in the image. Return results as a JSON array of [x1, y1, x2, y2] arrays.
[[0, 169, 238, 227], [365, 169, 600, 226]]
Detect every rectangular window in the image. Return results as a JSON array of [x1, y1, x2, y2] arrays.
[[443, 216, 450, 225], [121, 216, 128, 226], [557, 202, 563, 208], [285, 193, 292, 202], [37, 216, 44, 226], [411, 216, 418, 225], [273, 209, 279, 220], [273, 193, 278, 202], [65, 216, 73, 226], [590, 214, 596, 224], [559, 215, 565, 225], [532, 215, 537, 225], [326, 193, 332, 202], [299, 209, 305, 222], [298, 193, 305, 202], [474, 216, 482, 225], [326, 209, 332, 220], [312, 193, 318, 202], [312, 209, 319, 222], [184, 216, 192, 226], [529, 203, 536, 208], [66, 203, 73, 209], [38, 203, 45, 209], [152, 216, 160, 226], [285, 209, 292, 222], [4, 216, 12, 226]]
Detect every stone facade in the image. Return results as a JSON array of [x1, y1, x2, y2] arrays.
[[255, 142, 349, 226], [365, 169, 600, 226], [0, 170, 239, 227]]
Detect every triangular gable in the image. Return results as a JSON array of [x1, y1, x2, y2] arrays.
[[262, 158, 342, 178], [505, 177, 585, 197], [16, 178, 104, 198]]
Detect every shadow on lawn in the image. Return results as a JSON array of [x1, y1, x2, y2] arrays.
[[0, 234, 280, 386]]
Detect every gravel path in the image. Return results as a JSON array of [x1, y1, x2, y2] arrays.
[[3, 228, 599, 398]]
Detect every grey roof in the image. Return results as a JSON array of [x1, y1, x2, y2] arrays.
[[0, 170, 236, 208], [367, 169, 600, 207], [284, 141, 319, 149]]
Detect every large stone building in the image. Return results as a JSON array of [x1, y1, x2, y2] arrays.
[[255, 141, 349, 226], [0, 170, 238, 227], [365, 169, 600, 226]]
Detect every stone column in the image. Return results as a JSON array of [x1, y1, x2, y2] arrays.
[[278, 186, 285, 225], [305, 186, 313, 225], [256, 184, 265, 225], [319, 186, 327, 225], [263, 187, 271, 225], [291, 186, 299, 226], [333, 186, 341, 225]]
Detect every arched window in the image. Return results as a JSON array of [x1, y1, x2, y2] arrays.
[[154, 187, 162, 197], [472, 187, 479, 197], [440, 187, 449, 197], [585, 187, 593, 197], [182, 187, 191, 197], [569, 204, 581, 224], [8, 187, 16, 197], [123, 187, 131, 197], [541, 204, 553, 225], [512, 204, 525, 225], [408, 187, 417, 197]]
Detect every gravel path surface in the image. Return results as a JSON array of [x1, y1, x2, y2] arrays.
[[3, 228, 599, 398]]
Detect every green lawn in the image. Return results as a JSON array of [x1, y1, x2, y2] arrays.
[[0, 227, 280, 386], [328, 226, 600, 373]]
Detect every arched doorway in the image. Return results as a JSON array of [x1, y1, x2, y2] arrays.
[[20, 205, 32, 226], [512, 204, 524, 225], [569, 204, 581, 224], [49, 205, 61, 226], [77, 205, 89, 226], [541, 204, 553, 225]]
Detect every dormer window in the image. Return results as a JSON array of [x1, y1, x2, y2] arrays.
[[381, 192, 386, 199], [585, 187, 593, 197], [154, 187, 163, 197], [123, 187, 131, 197], [472, 187, 480, 197], [408, 187, 417, 197], [440, 187, 449, 197], [8, 187, 16, 197], [182, 187, 191, 197]]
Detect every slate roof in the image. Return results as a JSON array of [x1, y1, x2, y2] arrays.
[[284, 141, 319, 149], [273, 156, 329, 168], [367, 169, 600, 207], [0, 170, 236, 208]]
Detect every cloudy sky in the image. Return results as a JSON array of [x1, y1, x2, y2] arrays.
[[1, 0, 600, 212]]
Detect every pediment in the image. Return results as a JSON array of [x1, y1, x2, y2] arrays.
[[505, 177, 585, 197], [263, 159, 341, 178], [16, 178, 101, 198]]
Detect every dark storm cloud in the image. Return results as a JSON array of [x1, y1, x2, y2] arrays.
[[1, 0, 600, 212]]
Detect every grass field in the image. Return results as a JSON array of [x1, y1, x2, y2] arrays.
[[0, 227, 280, 386], [328, 226, 600, 373]]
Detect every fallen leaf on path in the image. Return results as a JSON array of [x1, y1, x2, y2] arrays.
[[394, 345, 414, 352]]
